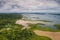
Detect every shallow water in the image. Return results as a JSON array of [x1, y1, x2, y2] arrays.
[[22, 13, 60, 30], [37, 24, 57, 30], [22, 14, 60, 24]]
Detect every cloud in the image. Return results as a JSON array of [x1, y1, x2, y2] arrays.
[[0, 0, 6, 8], [54, 0, 60, 4], [0, 0, 60, 13]]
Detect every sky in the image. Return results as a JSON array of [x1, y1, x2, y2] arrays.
[[0, 0, 60, 13]]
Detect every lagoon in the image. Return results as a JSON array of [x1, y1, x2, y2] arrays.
[[22, 13, 60, 24]]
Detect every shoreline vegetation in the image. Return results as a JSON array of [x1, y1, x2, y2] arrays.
[[0, 13, 60, 40]]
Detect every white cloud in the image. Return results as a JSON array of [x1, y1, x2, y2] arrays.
[[0, 0, 60, 13]]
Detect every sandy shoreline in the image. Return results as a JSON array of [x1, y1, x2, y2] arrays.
[[16, 20, 60, 40], [34, 30, 60, 40], [16, 20, 54, 30]]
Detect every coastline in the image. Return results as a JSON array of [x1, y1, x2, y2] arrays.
[[16, 19, 60, 40]]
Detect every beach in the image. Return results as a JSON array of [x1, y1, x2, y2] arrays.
[[16, 20, 60, 40]]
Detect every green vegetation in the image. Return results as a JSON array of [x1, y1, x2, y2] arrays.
[[0, 13, 22, 24], [28, 23, 60, 32], [0, 13, 52, 40], [0, 13, 22, 29], [54, 24, 60, 31], [39, 20, 52, 22], [32, 36, 52, 40], [0, 23, 23, 40], [0, 13, 22, 20], [28, 24, 41, 30], [0, 27, 52, 40]]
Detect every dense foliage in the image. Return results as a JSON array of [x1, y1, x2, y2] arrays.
[[0, 25, 51, 40], [0, 13, 52, 40], [54, 24, 60, 31], [0, 24, 34, 40], [0, 13, 22, 29], [0, 13, 22, 20]]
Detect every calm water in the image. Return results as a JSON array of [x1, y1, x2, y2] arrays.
[[22, 14, 60, 24], [22, 13, 60, 30]]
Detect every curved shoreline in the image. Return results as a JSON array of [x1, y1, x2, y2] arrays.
[[34, 30, 60, 40], [16, 20, 60, 40]]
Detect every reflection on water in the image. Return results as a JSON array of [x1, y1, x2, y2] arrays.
[[22, 13, 60, 30], [22, 14, 60, 24]]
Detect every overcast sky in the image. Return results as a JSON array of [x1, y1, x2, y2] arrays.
[[0, 0, 60, 13]]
